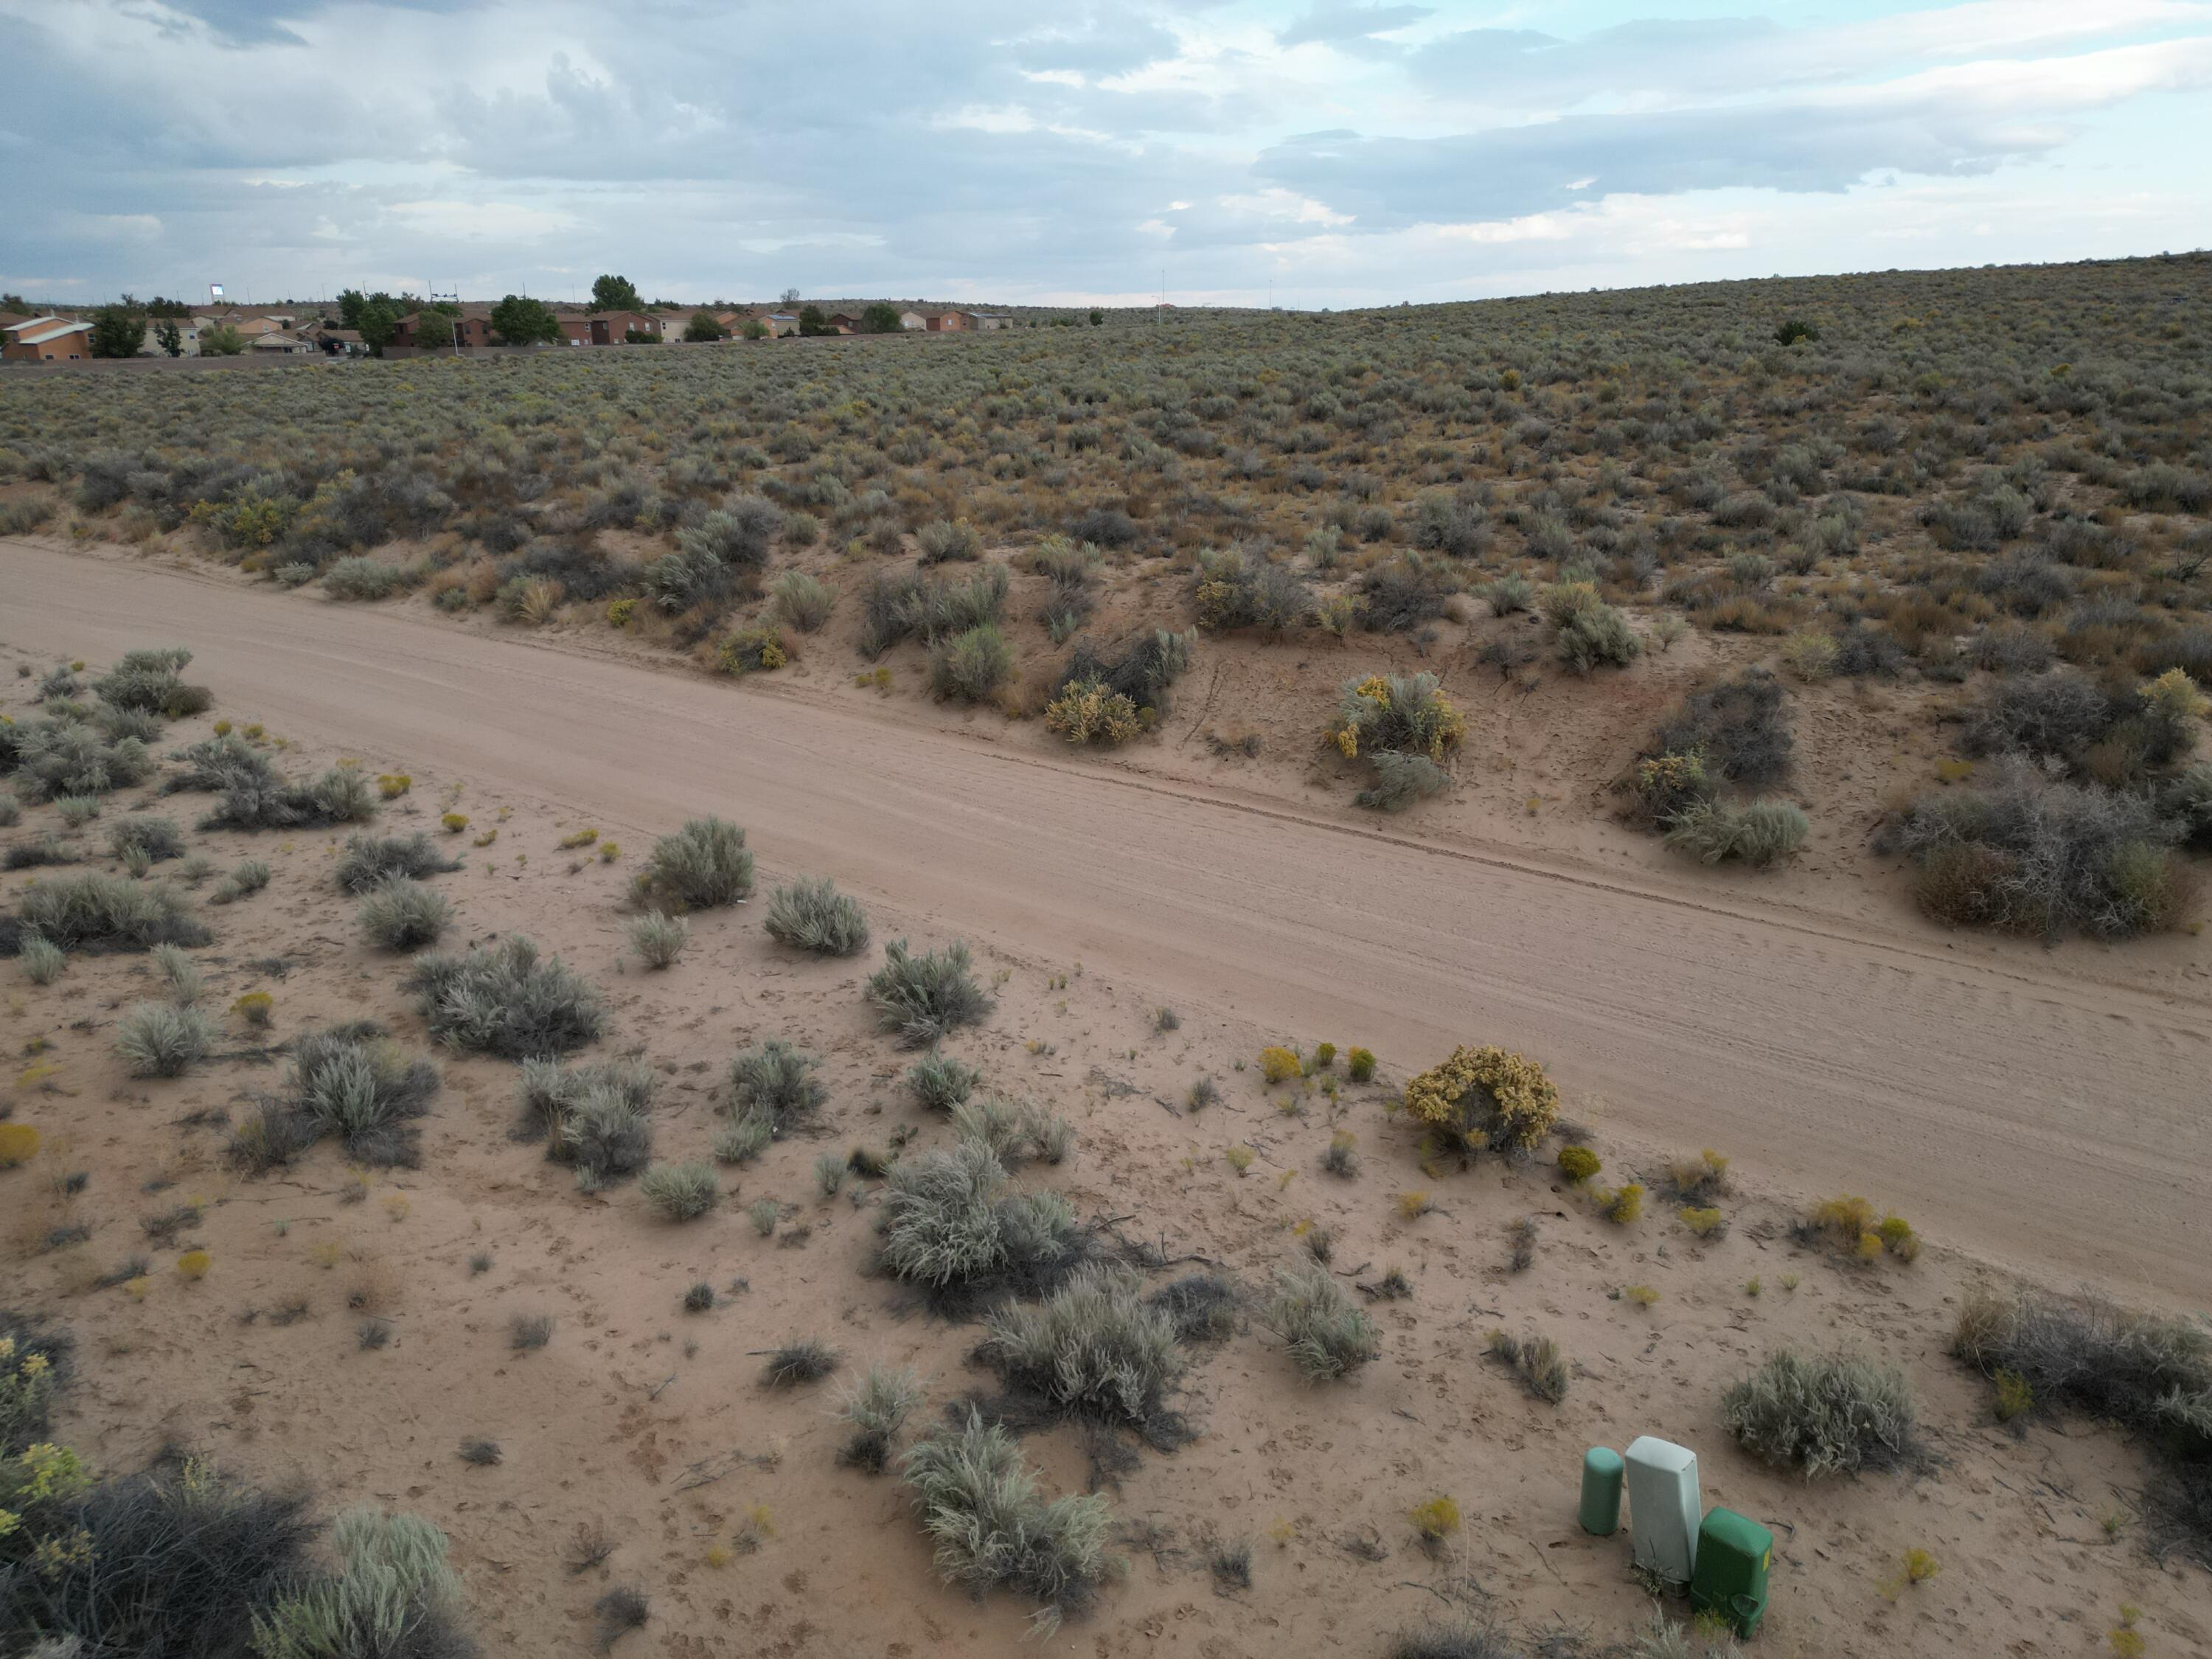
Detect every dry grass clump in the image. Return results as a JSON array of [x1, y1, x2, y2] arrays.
[[232, 1022, 442, 1172], [407, 935, 605, 1058], [867, 938, 992, 1047], [634, 815, 753, 909], [764, 876, 870, 956], [759, 1338, 841, 1387], [1486, 1329, 1570, 1403], [901, 1408, 1113, 1635], [877, 1141, 1086, 1308], [1722, 1349, 1921, 1478], [981, 1265, 1189, 1444], [1262, 1264, 1380, 1382], [251, 1507, 470, 1659]]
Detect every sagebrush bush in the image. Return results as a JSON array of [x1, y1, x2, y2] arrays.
[[1663, 798, 1809, 867], [517, 1057, 656, 1188], [764, 876, 870, 956], [1192, 546, 1312, 633], [878, 1141, 1085, 1305], [627, 908, 689, 968], [981, 1265, 1187, 1442], [18, 934, 66, 985], [636, 816, 753, 908], [406, 934, 606, 1058], [1888, 761, 2191, 939], [250, 1506, 469, 1659], [901, 1408, 1113, 1635], [16, 871, 209, 948], [868, 938, 992, 1046], [639, 1159, 720, 1221], [772, 569, 838, 632], [836, 1363, 928, 1472], [106, 815, 186, 863], [335, 831, 460, 894], [860, 563, 1009, 655], [727, 1037, 825, 1131], [115, 1001, 217, 1077], [1263, 1263, 1380, 1382], [12, 715, 153, 799], [358, 878, 453, 950], [906, 1050, 981, 1110], [928, 622, 1014, 703], [1722, 1349, 1921, 1477], [1653, 670, 1793, 785], [232, 1022, 442, 1172]]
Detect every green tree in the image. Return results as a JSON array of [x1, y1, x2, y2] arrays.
[[684, 310, 728, 342], [338, 288, 367, 328], [355, 295, 408, 355], [201, 324, 247, 356], [0, 292, 27, 313], [740, 319, 768, 341], [591, 274, 644, 313], [153, 319, 183, 357], [780, 287, 800, 306], [798, 304, 830, 337], [488, 294, 562, 347], [88, 305, 147, 358], [1089, 309, 1104, 327], [859, 302, 902, 334]]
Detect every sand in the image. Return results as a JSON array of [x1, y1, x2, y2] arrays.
[[3, 537, 2209, 1657]]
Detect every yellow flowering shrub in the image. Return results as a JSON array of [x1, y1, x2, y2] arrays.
[[1044, 678, 1142, 747], [1402, 1044, 1559, 1152], [442, 813, 470, 833], [2140, 667, 2208, 726], [1332, 672, 1466, 765], [608, 597, 638, 627], [1557, 1144, 1600, 1183], [0, 1124, 40, 1168], [717, 625, 787, 674], [1346, 1046, 1376, 1082], [376, 773, 411, 800], [230, 992, 273, 1027], [1409, 1496, 1461, 1541], [1257, 1046, 1302, 1085], [176, 1250, 211, 1281]]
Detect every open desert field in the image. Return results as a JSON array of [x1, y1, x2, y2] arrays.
[[4, 262, 2211, 1659]]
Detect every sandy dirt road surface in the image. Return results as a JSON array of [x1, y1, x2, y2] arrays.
[[7, 540, 2208, 1304]]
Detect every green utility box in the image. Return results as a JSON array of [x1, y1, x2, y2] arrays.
[[1689, 1507, 1774, 1638], [1578, 1447, 1623, 1536]]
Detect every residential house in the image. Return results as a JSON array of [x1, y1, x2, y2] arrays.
[[967, 312, 1013, 331], [2, 317, 94, 362], [248, 330, 317, 355], [395, 311, 497, 351], [824, 313, 860, 334], [760, 311, 799, 337], [897, 309, 928, 331], [310, 325, 369, 357], [925, 309, 968, 332]]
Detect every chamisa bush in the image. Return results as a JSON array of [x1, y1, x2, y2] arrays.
[[764, 876, 870, 956], [1402, 1044, 1560, 1158], [1331, 673, 1465, 810], [1722, 1349, 1921, 1478], [867, 939, 992, 1046]]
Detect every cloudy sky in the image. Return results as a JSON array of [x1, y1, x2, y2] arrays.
[[5, 0, 2209, 309]]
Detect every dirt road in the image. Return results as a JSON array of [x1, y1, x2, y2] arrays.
[[7, 541, 2208, 1302]]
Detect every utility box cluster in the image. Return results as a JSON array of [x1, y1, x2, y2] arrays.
[[1578, 1436, 1774, 1640]]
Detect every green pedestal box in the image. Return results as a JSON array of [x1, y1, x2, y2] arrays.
[[1690, 1507, 1774, 1638], [1578, 1447, 1624, 1536]]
